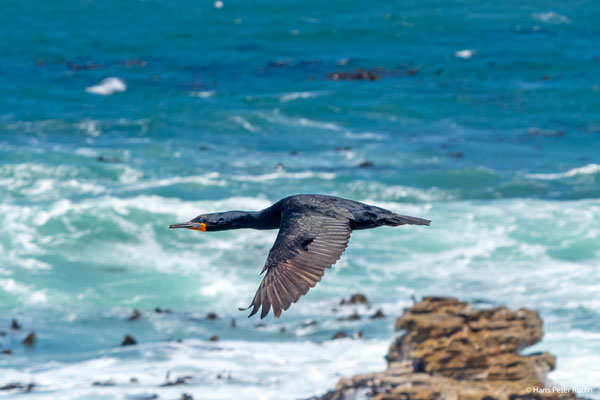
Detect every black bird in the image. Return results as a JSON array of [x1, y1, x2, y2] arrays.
[[170, 194, 429, 319]]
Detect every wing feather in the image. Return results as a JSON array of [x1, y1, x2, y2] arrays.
[[242, 210, 352, 319]]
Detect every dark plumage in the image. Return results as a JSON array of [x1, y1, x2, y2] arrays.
[[170, 194, 430, 319]]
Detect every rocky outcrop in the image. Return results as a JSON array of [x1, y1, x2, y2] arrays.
[[316, 297, 575, 400]]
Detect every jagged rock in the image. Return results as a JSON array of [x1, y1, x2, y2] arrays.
[[129, 394, 158, 400], [302, 320, 318, 328], [338, 311, 361, 321], [313, 297, 575, 400], [97, 155, 121, 163], [128, 309, 141, 321], [340, 293, 368, 305], [348, 311, 361, 320], [216, 371, 232, 380], [208, 335, 219, 342], [206, 313, 218, 321], [388, 297, 547, 381], [22, 332, 35, 347], [121, 58, 147, 68], [161, 375, 193, 387], [217, 371, 232, 381], [328, 68, 381, 81], [121, 335, 137, 346], [0, 382, 35, 392], [448, 151, 464, 158], [371, 309, 385, 319], [92, 380, 116, 386], [10, 319, 20, 330], [334, 146, 353, 152], [332, 331, 348, 340]]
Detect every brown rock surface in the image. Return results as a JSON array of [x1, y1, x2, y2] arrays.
[[314, 297, 576, 400]]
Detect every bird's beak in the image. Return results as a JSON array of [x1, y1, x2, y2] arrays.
[[169, 222, 207, 231]]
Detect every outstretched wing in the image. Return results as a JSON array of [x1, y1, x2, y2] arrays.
[[242, 209, 352, 319]]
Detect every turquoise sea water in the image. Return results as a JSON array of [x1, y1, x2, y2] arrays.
[[1, 0, 599, 398]]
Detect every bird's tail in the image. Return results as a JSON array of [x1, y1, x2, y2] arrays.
[[385, 214, 430, 226]]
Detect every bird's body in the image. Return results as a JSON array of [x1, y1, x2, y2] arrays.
[[170, 194, 429, 319]]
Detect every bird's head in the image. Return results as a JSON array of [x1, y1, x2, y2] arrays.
[[169, 215, 209, 232], [170, 211, 251, 232]]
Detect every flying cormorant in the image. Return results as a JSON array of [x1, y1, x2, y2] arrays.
[[170, 194, 429, 319]]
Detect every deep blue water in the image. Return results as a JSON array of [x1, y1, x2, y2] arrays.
[[1, 1, 599, 398]]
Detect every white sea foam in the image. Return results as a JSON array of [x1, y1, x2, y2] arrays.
[[18, 258, 52, 270], [22, 178, 55, 196], [261, 111, 343, 132], [74, 147, 99, 157], [342, 198, 600, 299], [0, 162, 72, 181], [534, 11, 571, 24], [78, 120, 101, 136], [279, 91, 321, 103], [118, 165, 144, 183], [525, 164, 600, 180], [343, 131, 387, 140], [0, 279, 48, 305], [295, 117, 341, 131], [545, 329, 600, 341], [2, 118, 61, 134], [85, 77, 127, 95], [123, 173, 227, 191], [189, 90, 216, 98], [231, 116, 259, 132], [347, 181, 451, 202], [455, 49, 476, 59], [200, 276, 243, 297], [0, 163, 108, 199], [548, 354, 600, 393], [0, 339, 388, 400], [231, 171, 336, 182]]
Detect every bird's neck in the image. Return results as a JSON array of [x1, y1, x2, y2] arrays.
[[216, 209, 282, 231], [214, 211, 263, 231]]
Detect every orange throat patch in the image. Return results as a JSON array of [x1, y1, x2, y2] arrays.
[[187, 223, 206, 232]]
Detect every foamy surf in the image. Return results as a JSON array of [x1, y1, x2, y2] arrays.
[[0, 339, 388, 400], [231, 116, 259, 132], [279, 91, 321, 102], [231, 171, 336, 182], [525, 164, 600, 180], [455, 49, 476, 59], [261, 111, 343, 132], [189, 90, 216, 98], [533, 11, 571, 24], [2, 190, 600, 398], [85, 78, 127, 95]]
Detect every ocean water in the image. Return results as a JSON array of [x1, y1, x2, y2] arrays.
[[1, 0, 599, 398]]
